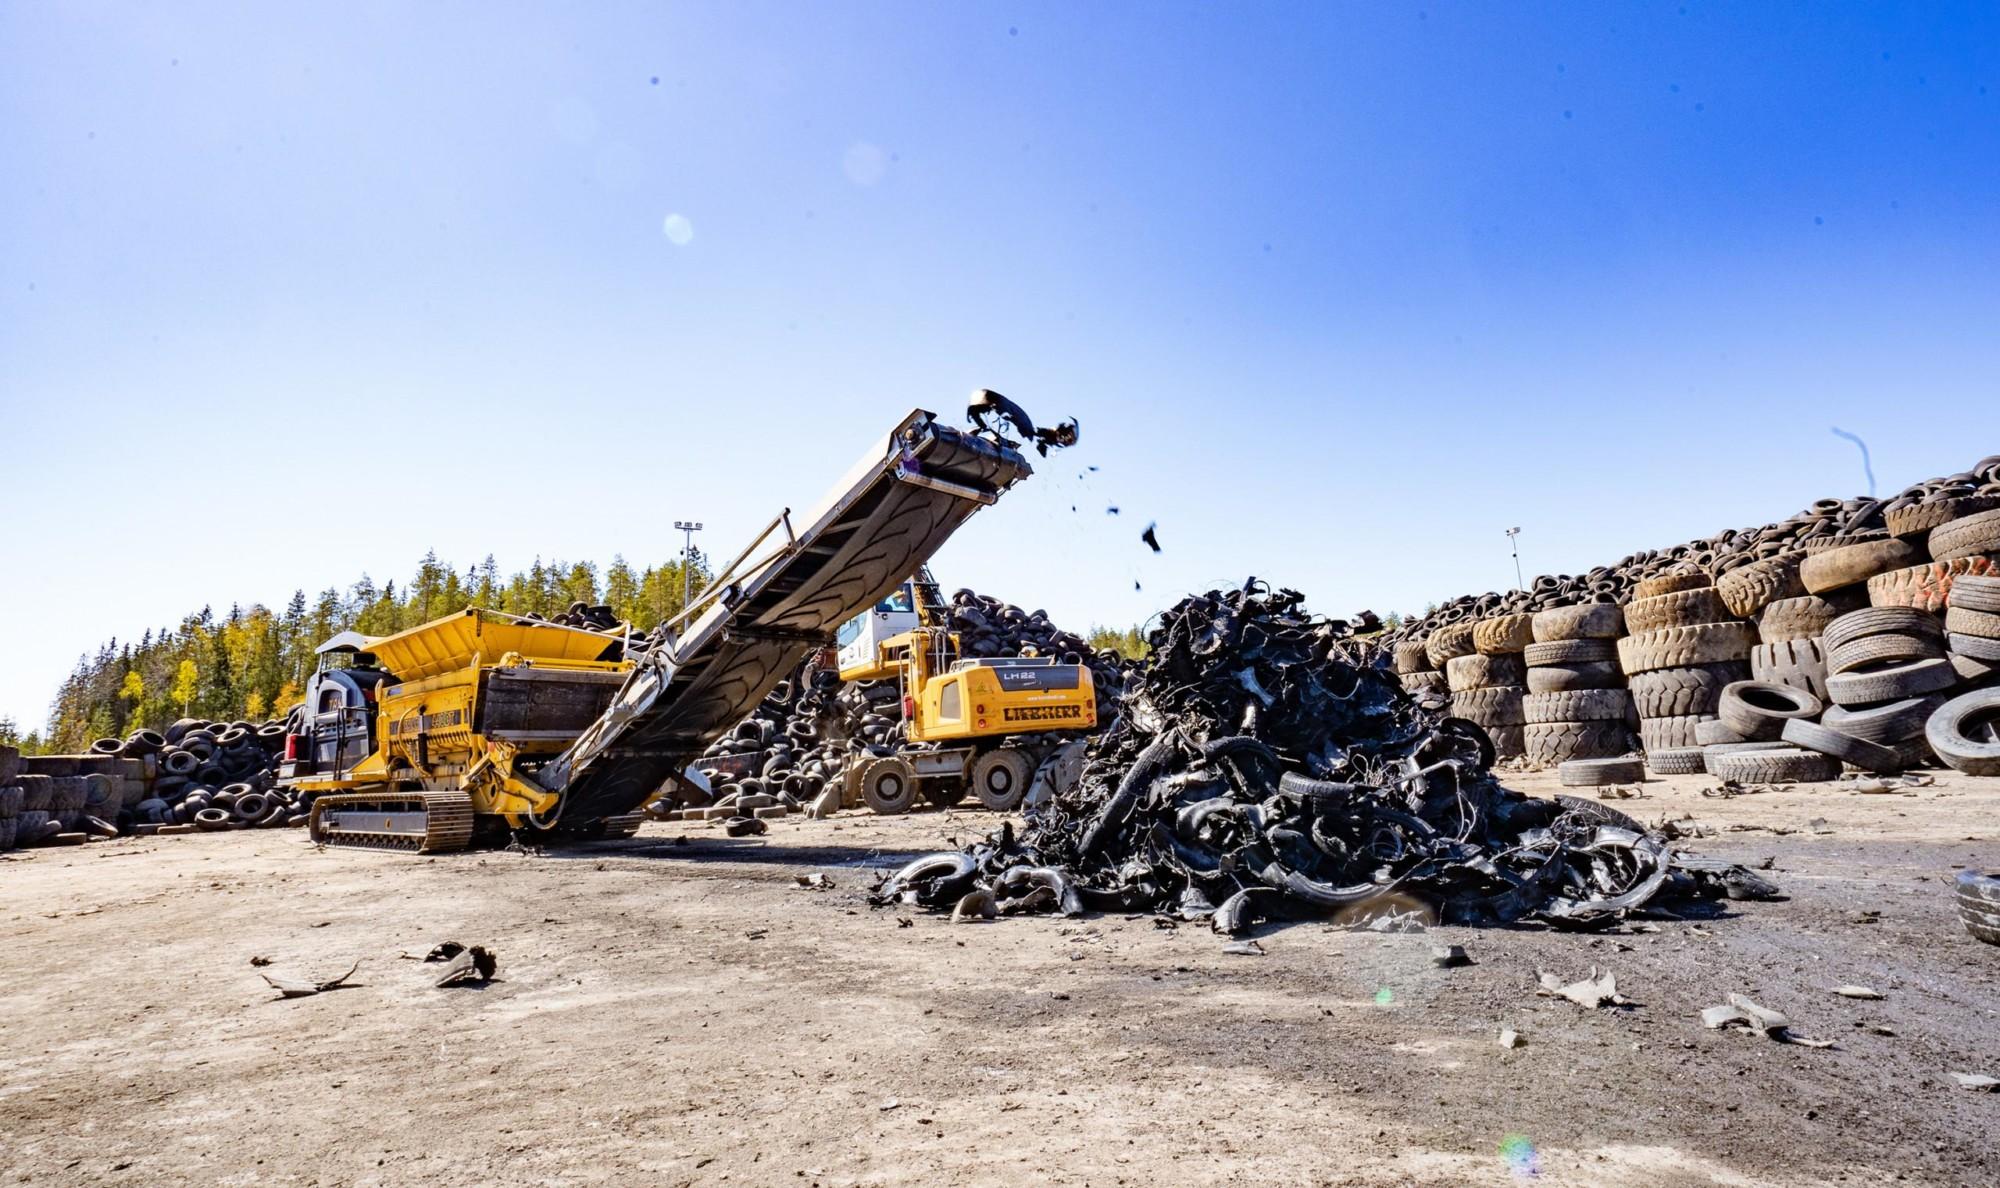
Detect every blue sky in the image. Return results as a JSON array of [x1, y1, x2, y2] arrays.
[[2, 2, 1997, 729]]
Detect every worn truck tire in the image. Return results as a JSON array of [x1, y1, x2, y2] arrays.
[[1525, 638, 1618, 667], [1800, 538, 1920, 594], [1486, 724, 1527, 759], [1716, 557, 1806, 619], [17, 774, 53, 814], [1925, 688, 2000, 776], [1709, 747, 1842, 784], [1694, 717, 1748, 746], [1950, 574, 2000, 614], [1618, 622, 1755, 674], [1424, 623, 1479, 669], [1522, 688, 1632, 724], [1750, 638, 1830, 702], [1646, 745, 1709, 775], [1639, 714, 1710, 751], [1956, 871, 2000, 946], [1531, 604, 1625, 643], [1525, 661, 1623, 693], [1758, 592, 1864, 644], [1628, 663, 1742, 719], [1472, 613, 1536, 656], [1867, 557, 1998, 612], [1558, 756, 1646, 787], [1944, 605, 2000, 640], [1626, 587, 1734, 633], [1887, 495, 1999, 538], [1718, 680, 1823, 741], [1827, 631, 1944, 675], [1779, 718, 1904, 773], [1448, 686, 1527, 727], [1823, 606, 1943, 654], [1826, 657, 1958, 707], [1950, 633, 2000, 662], [1927, 508, 2000, 562], [1445, 652, 1526, 691], [1393, 639, 1433, 675], [1632, 570, 1711, 601], [1525, 720, 1630, 766]]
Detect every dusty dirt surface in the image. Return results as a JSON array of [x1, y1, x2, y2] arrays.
[[3, 770, 1998, 1187]]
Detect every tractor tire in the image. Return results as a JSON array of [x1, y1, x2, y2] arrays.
[[1800, 538, 1919, 594], [1445, 653, 1525, 691], [1486, 724, 1527, 760], [1750, 638, 1830, 703], [1472, 613, 1536, 656], [1927, 508, 2000, 562], [1718, 681, 1824, 741], [1524, 720, 1629, 767], [1757, 592, 1864, 644], [1393, 640, 1432, 675], [1424, 623, 1478, 669], [970, 748, 1034, 812], [857, 757, 919, 815], [1632, 570, 1711, 601], [1450, 685, 1528, 727], [1617, 623, 1755, 674], [1525, 662, 1622, 693], [1627, 663, 1742, 719], [1399, 671, 1448, 695], [1716, 557, 1806, 619], [1867, 557, 1998, 613], [1531, 604, 1625, 643], [1626, 587, 1734, 633], [1925, 689, 2000, 776], [1708, 747, 1841, 784]]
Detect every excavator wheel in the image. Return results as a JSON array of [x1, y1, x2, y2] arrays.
[[924, 780, 968, 808], [970, 748, 1034, 812], [858, 756, 918, 815]]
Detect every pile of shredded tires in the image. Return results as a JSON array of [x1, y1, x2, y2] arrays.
[[667, 587, 1126, 823], [872, 580, 1778, 933], [0, 715, 304, 851], [1383, 454, 2000, 781]]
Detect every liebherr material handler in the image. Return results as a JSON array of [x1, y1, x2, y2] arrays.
[[280, 405, 1036, 852]]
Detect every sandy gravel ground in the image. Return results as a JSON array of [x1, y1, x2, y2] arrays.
[[2, 769, 1997, 1187]]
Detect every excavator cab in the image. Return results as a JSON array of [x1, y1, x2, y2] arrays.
[[836, 582, 923, 679]]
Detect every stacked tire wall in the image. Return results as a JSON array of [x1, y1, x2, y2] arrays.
[[1440, 617, 1527, 761], [1522, 604, 1632, 767], [1381, 455, 2000, 783]]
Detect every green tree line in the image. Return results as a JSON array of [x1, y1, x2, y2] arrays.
[[6, 550, 711, 756]]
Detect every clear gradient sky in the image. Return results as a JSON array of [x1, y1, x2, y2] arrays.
[[2, 3, 1997, 731]]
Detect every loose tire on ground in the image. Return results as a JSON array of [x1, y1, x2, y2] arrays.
[[1925, 688, 2000, 776], [1646, 745, 1708, 776], [1709, 747, 1841, 784], [1558, 756, 1645, 787], [1779, 718, 1904, 773]]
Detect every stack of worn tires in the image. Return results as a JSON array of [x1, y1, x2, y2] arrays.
[[0, 745, 18, 851], [1444, 614, 1531, 761], [1619, 569, 1754, 774], [1522, 604, 1632, 767]]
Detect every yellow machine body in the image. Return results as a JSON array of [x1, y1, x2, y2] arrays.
[[288, 609, 632, 847], [904, 649, 1096, 744]]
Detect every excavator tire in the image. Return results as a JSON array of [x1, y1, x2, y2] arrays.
[[970, 748, 1034, 812], [308, 789, 475, 853], [858, 756, 919, 815]]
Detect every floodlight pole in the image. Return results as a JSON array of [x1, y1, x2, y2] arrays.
[[1505, 527, 1524, 592], [674, 520, 704, 616]]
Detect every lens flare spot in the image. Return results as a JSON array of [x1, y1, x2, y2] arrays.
[[1373, 987, 1394, 1007], [661, 213, 694, 246], [1499, 1134, 1539, 1178]]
